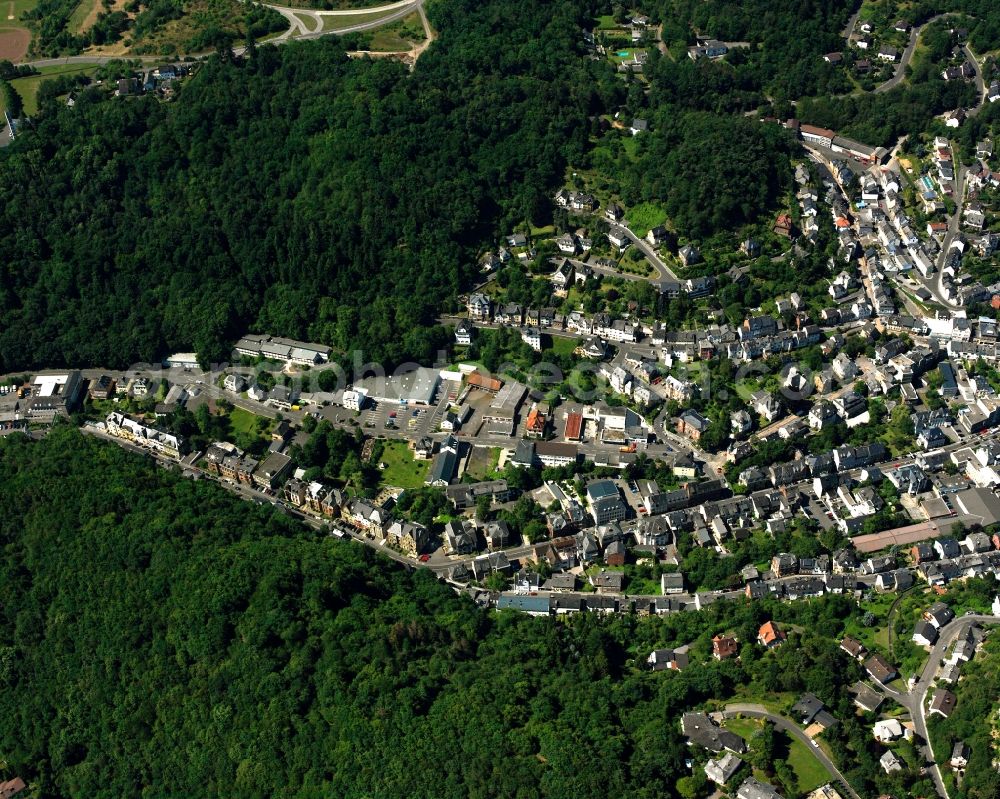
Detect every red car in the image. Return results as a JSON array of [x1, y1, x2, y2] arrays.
[[418, 554, 431, 562]]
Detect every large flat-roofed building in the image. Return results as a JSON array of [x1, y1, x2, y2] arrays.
[[482, 380, 527, 435], [252, 451, 293, 490], [163, 352, 199, 369], [355, 366, 440, 406], [799, 124, 836, 148], [953, 487, 1000, 527], [234, 334, 331, 365], [26, 372, 83, 420], [535, 441, 579, 467], [587, 479, 628, 524]]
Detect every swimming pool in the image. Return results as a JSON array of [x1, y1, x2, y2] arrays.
[[617, 51, 630, 57]]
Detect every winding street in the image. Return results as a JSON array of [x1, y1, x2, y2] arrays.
[[875, 23, 920, 94], [722, 704, 861, 799], [893, 614, 1000, 799], [620, 222, 680, 282], [274, 0, 422, 43], [14, 0, 424, 68]]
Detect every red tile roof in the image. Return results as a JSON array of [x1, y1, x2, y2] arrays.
[[564, 412, 583, 440]]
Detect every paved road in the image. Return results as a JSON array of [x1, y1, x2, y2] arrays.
[[619, 223, 679, 282], [722, 704, 861, 799], [570, 255, 658, 285], [935, 148, 969, 282], [272, 0, 420, 42], [964, 43, 987, 117], [841, 7, 861, 41], [875, 24, 920, 94], [903, 614, 1000, 799], [15, 0, 422, 68]]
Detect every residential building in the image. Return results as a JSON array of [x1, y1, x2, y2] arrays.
[[913, 620, 939, 646], [455, 319, 473, 345], [387, 520, 430, 557], [105, 412, 186, 459], [929, 688, 957, 718], [864, 653, 897, 684], [712, 635, 739, 660], [736, 777, 782, 799], [677, 409, 710, 442], [681, 713, 747, 754], [88, 374, 115, 400], [880, 751, 903, 774], [705, 752, 743, 785], [467, 293, 491, 321], [757, 621, 785, 648], [647, 647, 689, 671], [950, 741, 970, 769]]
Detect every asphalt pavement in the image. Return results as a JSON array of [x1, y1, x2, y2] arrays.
[[722, 704, 861, 799]]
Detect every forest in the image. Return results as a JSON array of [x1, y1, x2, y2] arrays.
[[0, 0, 617, 372], [0, 426, 956, 798], [4, 0, 1000, 371]]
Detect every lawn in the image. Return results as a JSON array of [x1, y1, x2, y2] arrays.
[[227, 406, 268, 437], [320, 6, 400, 32], [546, 335, 578, 357], [781, 732, 830, 793], [618, 258, 655, 277], [529, 223, 555, 237], [9, 64, 98, 115], [378, 440, 429, 489], [620, 134, 640, 159], [723, 717, 763, 740], [5, 0, 38, 29], [595, 14, 618, 30], [624, 573, 660, 596], [625, 201, 668, 238], [68, 0, 100, 34]]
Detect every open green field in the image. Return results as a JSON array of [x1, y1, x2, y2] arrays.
[[10, 0, 39, 23], [320, 6, 400, 32], [377, 439, 429, 488], [367, 10, 423, 50], [7, 63, 98, 115], [620, 133, 640, 158], [781, 732, 829, 792], [625, 201, 668, 238], [546, 335, 578, 357], [528, 223, 555, 237], [68, 0, 99, 34], [227, 405, 268, 437], [724, 717, 763, 740]]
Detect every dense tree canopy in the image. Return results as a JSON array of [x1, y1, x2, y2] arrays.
[[620, 112, 795, 238], [0, 427, 918, 798], [0, 0, 613, 372]]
